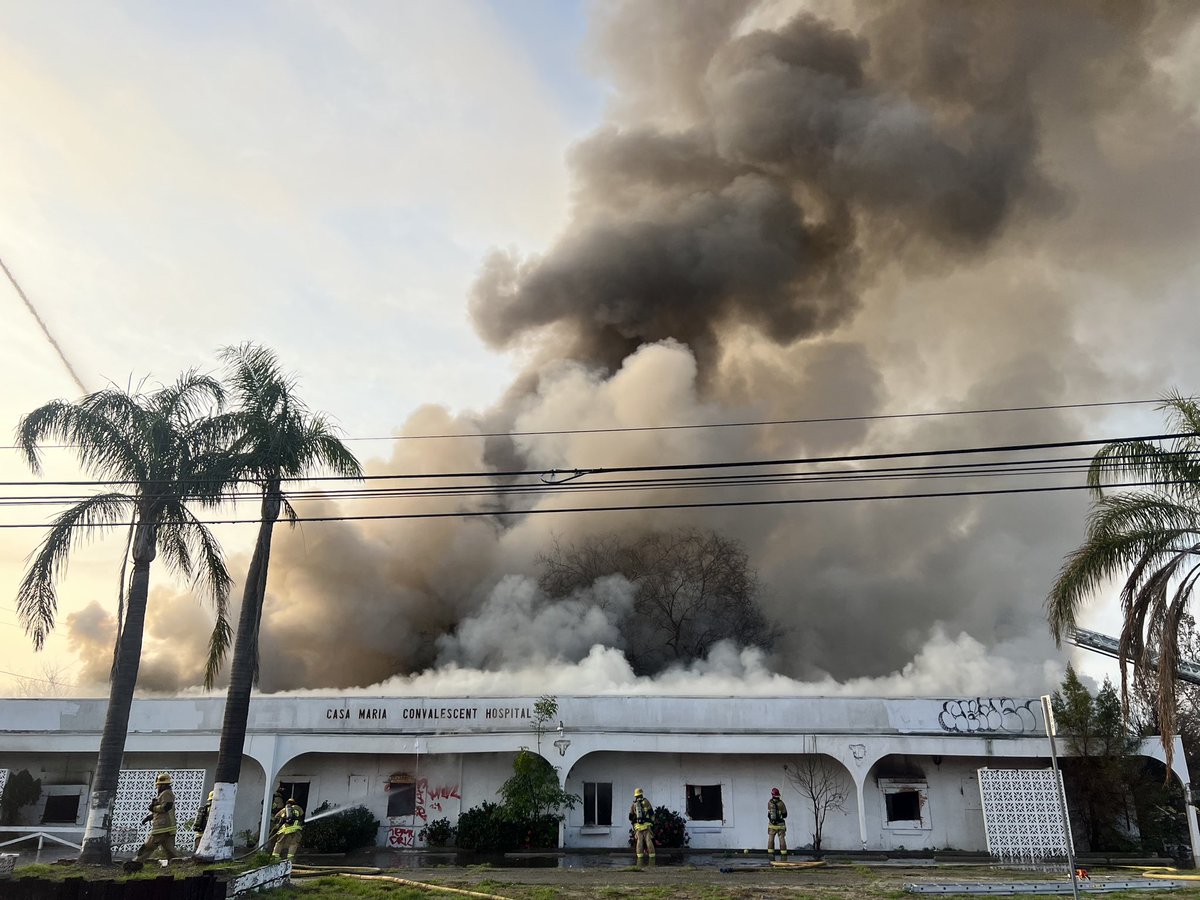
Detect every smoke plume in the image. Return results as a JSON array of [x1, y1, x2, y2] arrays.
[[74, 0, 1200, 698]]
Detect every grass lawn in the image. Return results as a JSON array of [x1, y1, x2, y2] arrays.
[[16, 859, 1200, 899]]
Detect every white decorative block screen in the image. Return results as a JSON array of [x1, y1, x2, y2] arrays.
[[112, 769, 206, 854], [978, 767, 1074, 863], [0, 769, 8, 799]]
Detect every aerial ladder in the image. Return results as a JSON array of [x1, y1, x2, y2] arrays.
[[1068, 625, 1200, 686]]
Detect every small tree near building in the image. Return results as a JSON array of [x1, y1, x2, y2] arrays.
[[496, 749, 579, 848], [1, 770, 42, 825], [1052, 666, 1142, 851], [783, 756, 848, 852], [530, 695, 558, 756]]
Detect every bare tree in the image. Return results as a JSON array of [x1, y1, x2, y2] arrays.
[[9, 662, 75, 698], [538, 527, 778, 674], [783, 756, 848, 852]]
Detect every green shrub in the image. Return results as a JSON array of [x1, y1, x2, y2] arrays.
[[301, 802, 380, 853], [1, 770, 42, 825], [419, 817, 457, 847], [627, 805, 689, 849], [455, 801, 524, 853]]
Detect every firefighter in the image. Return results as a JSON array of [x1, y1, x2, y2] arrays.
[[193, 791, 214, 839], [767, 787, 788, 860], [132, 772, 177, 864], [272, 797, 305, 860], [628, 787, 655, 862], [267, 786, 287, 847]]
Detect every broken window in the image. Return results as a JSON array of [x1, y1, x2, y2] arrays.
[[583, 782, 612, 826], [886, 790, 921, 822], [387, 782, 416, 818], [879, 778, 930, 830], [42, 794, 81, 824], [685, 784, 723, 821]]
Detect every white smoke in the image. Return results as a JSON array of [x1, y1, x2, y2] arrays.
[[436, 574, 636, 668]]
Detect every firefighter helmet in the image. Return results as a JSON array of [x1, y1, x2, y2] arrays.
[[208, 791, 215, 801], [634, 788, 644, 797], [771, 788, 780, 797], [155, 772, 172, 786]]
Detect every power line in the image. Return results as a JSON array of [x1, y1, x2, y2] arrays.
[[0, 667, 76, 686], [0, 453, 1137, 508], [0, 478, 1187, 529], [0, 398, 1162, 450], [0, 430, 1189, 488]]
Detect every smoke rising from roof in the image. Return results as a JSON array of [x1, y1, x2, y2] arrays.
[[62, 0, 1200, 699]]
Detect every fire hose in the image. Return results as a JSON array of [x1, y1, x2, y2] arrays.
[[291, 864, 513, 899]]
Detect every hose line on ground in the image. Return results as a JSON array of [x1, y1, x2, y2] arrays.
[[290, 865, 514, 899]]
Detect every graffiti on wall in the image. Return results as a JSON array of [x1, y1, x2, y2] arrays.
[[387, 826, 415, 848], [420, 780, 461, 817], [385, 778, 461, 848], [938, 698, 1038, 734]]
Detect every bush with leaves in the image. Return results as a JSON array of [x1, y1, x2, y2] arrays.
[[455, 801, 523, 853], [497, 749, 578, 827], [627, 805, 690, 849], [419, 817, 457, 848], [301, 802, 380, 853], [1, 770, 42, 825]]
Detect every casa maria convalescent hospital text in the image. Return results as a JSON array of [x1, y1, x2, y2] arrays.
[[2, 694, 1197, 861]]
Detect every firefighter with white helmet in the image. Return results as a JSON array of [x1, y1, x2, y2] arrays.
[[628, 787, 655, 862], [132, 772, 177, 864], [767, 787, 788, 860]]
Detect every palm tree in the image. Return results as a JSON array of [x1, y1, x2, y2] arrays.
[[1047, 391, 1200, 768], [16, 372, 236, 864], [195, 344, 362, 860]]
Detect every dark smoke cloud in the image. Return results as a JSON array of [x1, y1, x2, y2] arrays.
[[84, 0, 1200, 696], [66, 587, 221, 694], [468, 1, 1094, 375]]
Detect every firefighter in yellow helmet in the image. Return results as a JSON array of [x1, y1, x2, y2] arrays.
[[272, 797, 305, 861], [767, 787, 788, 860], [628, 788, 655, 862], [193, 791, 214, 841], [132, 773, 177, 864]]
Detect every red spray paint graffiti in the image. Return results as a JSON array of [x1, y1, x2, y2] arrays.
[[387, 827, 415, 848]]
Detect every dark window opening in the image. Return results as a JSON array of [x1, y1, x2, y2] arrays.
[[42, 794, 81, 824], [583, 782, 612, 826], [277, 781, 310, 812], [886, 790, 921, 822], [387, 782, 416, 818], [685, 784, 723, 821]]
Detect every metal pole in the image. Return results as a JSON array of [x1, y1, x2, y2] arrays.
[[1041, 695, 1080, 900]]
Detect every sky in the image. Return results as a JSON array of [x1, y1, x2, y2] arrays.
[[1, 0, 1199, 700]]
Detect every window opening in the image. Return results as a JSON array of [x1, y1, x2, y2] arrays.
[[583, 782, 612, 826], [42, 794, 81, 824], [685, 784, 723, 821], [387, 782, 416, 818], [277, 781, 310, 812], [886, 789, 921, 822]]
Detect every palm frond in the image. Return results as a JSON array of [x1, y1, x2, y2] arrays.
[[172, 505, 233, 608], [157, 517, 195, 582], [16, 494, 134, 648], [154, 369, 226, 421], [203, 613, 233, 690], [16, 395, 145, 482]]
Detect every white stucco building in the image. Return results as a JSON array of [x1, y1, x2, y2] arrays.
[[1, 694, 1195, 860]]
